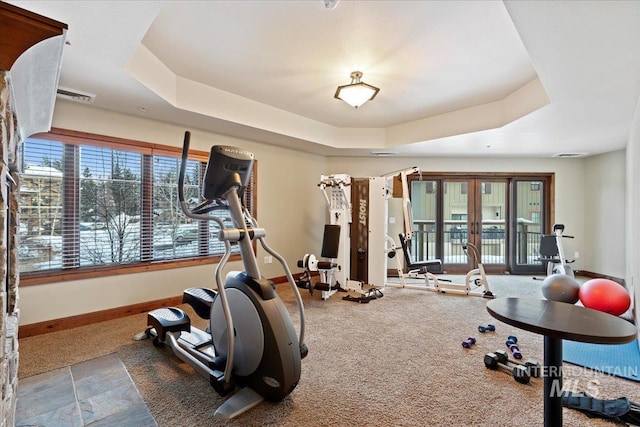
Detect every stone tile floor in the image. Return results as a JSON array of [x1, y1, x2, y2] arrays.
[[15, 353, 157, 427]]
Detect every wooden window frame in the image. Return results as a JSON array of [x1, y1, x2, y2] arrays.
[[19, 128, 257, 286]]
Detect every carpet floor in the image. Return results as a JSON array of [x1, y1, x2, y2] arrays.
[[18, 274, 639, 426]]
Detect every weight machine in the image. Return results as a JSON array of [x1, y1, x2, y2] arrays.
[[383, 167, 494, 298], [296, 174, 381, 302], [349, 175, 388, 288], [299, 166, 495, 300]]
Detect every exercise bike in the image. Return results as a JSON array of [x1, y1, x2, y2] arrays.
[[141, 131, 308, 419], [535, 223, 575, 279]]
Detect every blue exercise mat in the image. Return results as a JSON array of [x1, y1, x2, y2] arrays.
[[563, 339, 640, 382]]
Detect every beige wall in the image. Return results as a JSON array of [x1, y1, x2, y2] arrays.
[[626, 96, 640, 332], [583, 150, 626, 278], [18, 101, 327, 325], [18, 100, 633, 326]]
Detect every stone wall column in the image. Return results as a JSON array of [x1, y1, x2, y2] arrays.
[[0, 70, 20, 427]]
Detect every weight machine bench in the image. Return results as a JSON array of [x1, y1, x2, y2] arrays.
[[389, 233, 494, 298], [399, 232, 443, 276], [296, 224, 381, 302], [296, 224, 342, 300]]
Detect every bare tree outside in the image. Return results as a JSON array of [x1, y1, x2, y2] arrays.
[[153, 156, 203, 259], [18, 136, 252, 274], [79, 151, 141, 265]]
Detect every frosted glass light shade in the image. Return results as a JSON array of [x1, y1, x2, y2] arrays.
[[334, 71, 379, 108]]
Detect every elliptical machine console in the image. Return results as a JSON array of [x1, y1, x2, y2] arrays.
[[143, 131, 308, 419]]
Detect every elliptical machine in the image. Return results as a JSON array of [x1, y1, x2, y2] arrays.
[[142, 131, 308, 419]]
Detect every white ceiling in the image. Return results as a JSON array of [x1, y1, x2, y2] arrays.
[[7, 0, 640, 158]]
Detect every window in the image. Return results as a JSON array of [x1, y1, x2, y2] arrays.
[[531, 211, 541, 225], [18, 129, 256, 285], [424, 181, 435, 194], [481, 182, 492, 194]]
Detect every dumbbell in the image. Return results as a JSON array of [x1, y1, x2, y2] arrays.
[[484, 352, 531, 384], [494, 349, 541, 378], [461, 337, 476, 348], [507, 343, 522, 359], [505, 336, 522, 359], [477, 324, 496, 333]]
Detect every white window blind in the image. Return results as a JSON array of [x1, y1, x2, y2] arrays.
[[18, 134, 255, 276]]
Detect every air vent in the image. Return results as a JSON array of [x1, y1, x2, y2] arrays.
[[553, 152, 588, 158], [370, 151, 398, 157], [56, 87, 96, 103]]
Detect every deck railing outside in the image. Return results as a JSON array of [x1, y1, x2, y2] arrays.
[[411, 220, 542, 265]]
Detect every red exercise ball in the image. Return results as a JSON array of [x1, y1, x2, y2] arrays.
[[578, 278, 631, 316]]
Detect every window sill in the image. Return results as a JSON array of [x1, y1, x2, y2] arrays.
[[19, 254, 241, 286]]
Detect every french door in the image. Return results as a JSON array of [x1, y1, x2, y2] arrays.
[[510, 178, 549, 274], [409, 174, 551, 274], [440, 178, 508, 273]]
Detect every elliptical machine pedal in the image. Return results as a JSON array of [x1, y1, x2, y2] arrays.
[[147, 307, 190, 346], [182, 287, 217, 319]]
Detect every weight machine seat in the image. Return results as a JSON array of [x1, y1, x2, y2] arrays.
[[398, 233, 442, 272]]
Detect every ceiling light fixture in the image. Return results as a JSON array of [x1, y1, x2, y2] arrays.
[[334, 71, 379, 109]]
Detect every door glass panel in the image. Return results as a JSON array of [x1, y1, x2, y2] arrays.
[[480, 181, 506, 264], [443, 181, 468, 264], [410, 180, 437, 262], [410, 175, 549, 274], [515, 180, 544, 266]]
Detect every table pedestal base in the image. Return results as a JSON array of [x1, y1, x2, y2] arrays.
[[487, 298, 637, 427], [544, 336, 563, 427]]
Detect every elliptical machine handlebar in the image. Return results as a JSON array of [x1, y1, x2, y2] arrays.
[[178, 131, 224, 224], [178, 131, 238, 385]]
